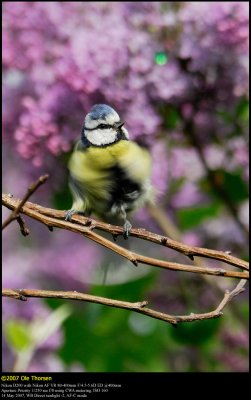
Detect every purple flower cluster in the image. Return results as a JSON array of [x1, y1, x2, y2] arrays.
[[2, 2, 248, 192], [2, 2, 249, 372], [216, 329, 249, 372]]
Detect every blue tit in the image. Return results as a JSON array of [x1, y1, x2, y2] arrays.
[[65, 104, 154, 238]]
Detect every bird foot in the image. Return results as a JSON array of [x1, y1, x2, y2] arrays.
[[65, 210, 86, 221], [123, 220, 132, 239], [64, 209, 76, 221]]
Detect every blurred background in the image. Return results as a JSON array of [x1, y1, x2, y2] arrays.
[[2, 2, 249, 372]]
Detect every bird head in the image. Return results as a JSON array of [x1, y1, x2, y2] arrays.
[[82, 104, 129, 147]]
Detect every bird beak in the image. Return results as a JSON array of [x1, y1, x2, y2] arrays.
[[115, 121, 124, 129]]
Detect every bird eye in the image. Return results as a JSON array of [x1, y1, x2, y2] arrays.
[[99, 124, 107, 129]]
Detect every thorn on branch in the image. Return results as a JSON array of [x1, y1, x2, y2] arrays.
[[16, 216, 30, 236], [1, 279, 247, 326], [84, 218, 93, 227], [130, 258, 138, 267], [19, 295, 27, 301], [139, 301, 148, 308], [112, 234, 119, 242], [15, 290, 28, 301], [2, 174, 249, 326], [160, 237, 167, 245], [2, 192, 249, 280]]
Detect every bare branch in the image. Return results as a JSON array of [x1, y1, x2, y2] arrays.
[[2, 195, 249, 279], [2, 174, 49, 231], [2, 176, 248, 326], [146, 203, 248, 270], [175, 279, 247, 322], [147, 203, 249, 327], [2, 194, 249, 278], [214, 279, 247, 313], [2, 283, 246, 325]]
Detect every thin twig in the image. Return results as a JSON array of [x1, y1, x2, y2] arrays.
[[2, 283, 246, 325], [2, 195, 249, 280], [2, 194, 249, 274], [2, 174, 49, 231], [2, 176, 248, 326], [175, 279, 247, 322], [214, 279, 247, 313], [147, 203, 249, 326]]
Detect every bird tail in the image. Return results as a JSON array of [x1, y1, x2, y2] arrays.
[[98, 231, 133, 285], [97, 227, 153, 285]]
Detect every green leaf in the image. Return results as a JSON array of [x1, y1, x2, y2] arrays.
[[217, 98, 249, 124], [163, 107, 180, 130], [170, 318, 222, 346], [89, 271, 157, 303], [220, 170, 249, 203], [156, 104, 181, 133], [4, 320, 33, 352], [235, 98, 249, 122], [217, 110, 233, 124], [31, 305, 71, 347], [53, 183, 72, 210], [177, 202, 221, 230], [58, 273, 171, 372], [239, 303, 249, 322], [169, 177, 186, 196]]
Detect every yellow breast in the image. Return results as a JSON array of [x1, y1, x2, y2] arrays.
[[68, 140, 151, 192]]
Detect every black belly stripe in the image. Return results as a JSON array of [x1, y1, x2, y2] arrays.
[[70, 165, 142, 214], [108, 165, 141, 208]]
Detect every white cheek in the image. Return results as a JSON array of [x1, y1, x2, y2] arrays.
[[86, 129, 117, 146]]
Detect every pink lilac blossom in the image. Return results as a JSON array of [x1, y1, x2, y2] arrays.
[[3, 2, 248, 167], [169, 147, 204, 181], [2, 0, 248, 290], [2, 142, 102, 372], [2, 2, 249, 372], [216, 329, 249, 372], [171, 181, 206, 208], [33, 230, 103, 289]]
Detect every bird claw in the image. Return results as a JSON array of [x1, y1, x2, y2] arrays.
[[123, 220, 132, 239], [65, 209, 76, 221], [65, 210, 87, 221]]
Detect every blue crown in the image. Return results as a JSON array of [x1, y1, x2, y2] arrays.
[[89, 104, 116, 120]]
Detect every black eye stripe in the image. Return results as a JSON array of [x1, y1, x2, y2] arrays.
[[84, 123, 123, 131], [84, 124, 111, 131], [99, 124, 112, 129]]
